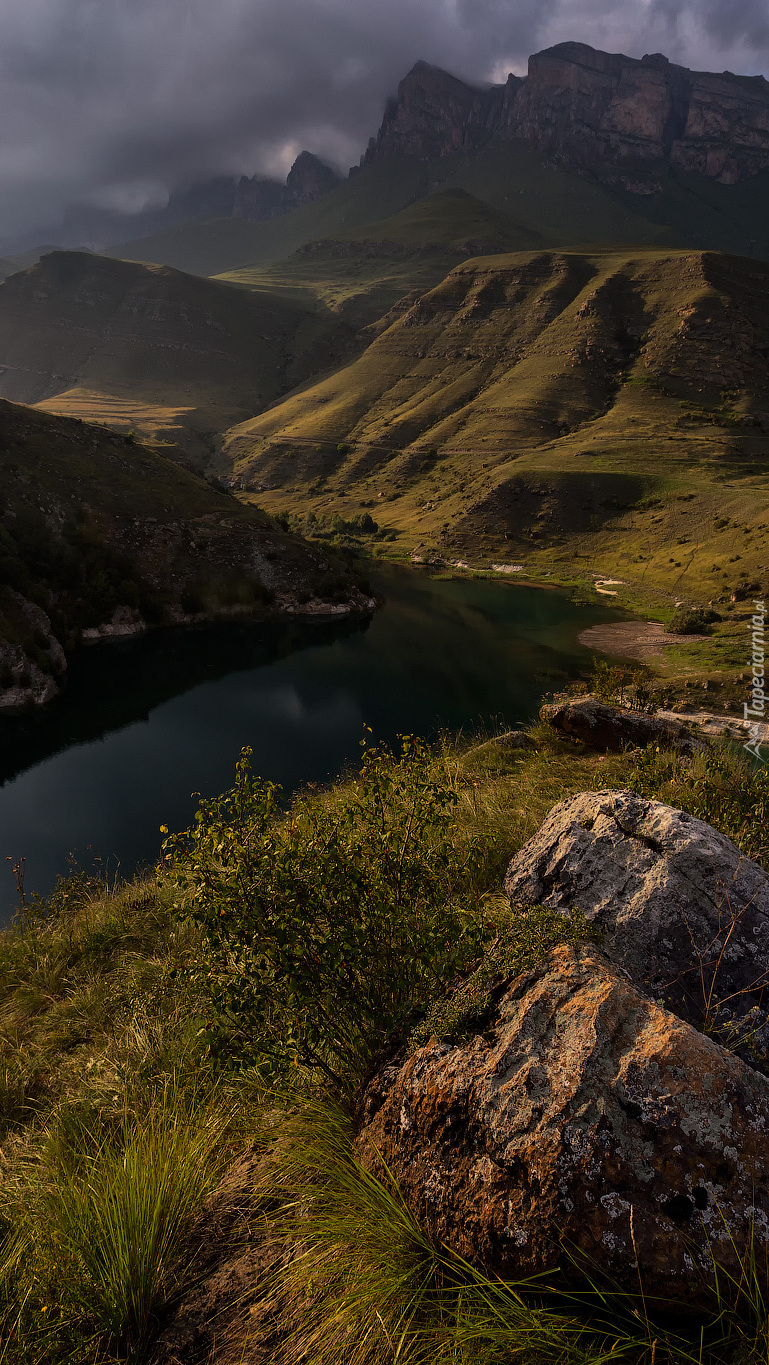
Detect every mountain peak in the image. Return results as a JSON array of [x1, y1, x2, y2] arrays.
[[286, 151, 341, 205], [364, 40, 769, 187]]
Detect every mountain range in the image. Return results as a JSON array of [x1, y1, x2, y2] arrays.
[[3, 36, 769, 656], [361, 43, 769, 189]]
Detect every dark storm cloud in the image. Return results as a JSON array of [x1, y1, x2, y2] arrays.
[[0, 0, 767, 239]]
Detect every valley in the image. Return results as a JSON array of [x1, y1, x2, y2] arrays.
[[224, 246, 769, 611]]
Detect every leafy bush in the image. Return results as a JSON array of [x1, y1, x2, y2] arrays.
[[166, 738, 486, 1087], [669, 606, 721, 635], [588, 659, 658, 713]]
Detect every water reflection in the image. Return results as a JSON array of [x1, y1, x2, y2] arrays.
[[0, 564, 624, 915]]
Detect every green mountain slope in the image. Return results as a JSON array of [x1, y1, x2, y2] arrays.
[[216, 189, 550, 328], [112, 159, 435, 276], [0, 251, 350, 462], [0, 400, 368, 709], [223, 247, 769, 602], [112, 145, 769, 281]]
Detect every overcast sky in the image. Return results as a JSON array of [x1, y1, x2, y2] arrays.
[[1, 0, 768, 240]]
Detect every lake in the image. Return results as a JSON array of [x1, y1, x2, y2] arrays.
[[0, 563, 623, 918]]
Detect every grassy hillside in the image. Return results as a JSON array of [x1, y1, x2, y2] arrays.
[[224, 247, 769, 608], [1, 725, 768, 1363], [0, 251, 350, 462], [0, 399, 367, 710], [112, 145, 769, 281], [216, 189, 550, 328]]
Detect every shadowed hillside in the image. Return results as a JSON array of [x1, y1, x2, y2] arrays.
[[224, 247, 769, 599], [0, 400, 368, 709], [0, 251, 351, 462]]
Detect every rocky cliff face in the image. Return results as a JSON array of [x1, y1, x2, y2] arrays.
[[362, 42, 769, 187], [235, 151, 342, 221]]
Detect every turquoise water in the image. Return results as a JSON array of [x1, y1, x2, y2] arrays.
[[0, 564, 622, 917]]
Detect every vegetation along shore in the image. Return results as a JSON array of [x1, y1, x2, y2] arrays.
[[2, 687, 769, 1362]]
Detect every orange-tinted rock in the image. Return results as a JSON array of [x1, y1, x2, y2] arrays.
[[357, 945, 769, 1310]]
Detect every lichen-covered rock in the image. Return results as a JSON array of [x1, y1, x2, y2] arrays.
[[540, 696, 705, 753], [357, 944, 769, 1309], [504, 790, 769, 1057]]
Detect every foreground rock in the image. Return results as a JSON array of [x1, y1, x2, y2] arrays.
[[540, 697, 705, 753], [504, 790, 769, 1056], [358, 943, 769, 1308]]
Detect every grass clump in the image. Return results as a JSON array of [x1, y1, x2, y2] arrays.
[[1, 1088, 230, 1362], [258, 1099, 639, 1365], [632, 739, 769, 867]]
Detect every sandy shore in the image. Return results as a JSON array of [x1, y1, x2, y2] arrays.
[[578, 620, 704, 663]]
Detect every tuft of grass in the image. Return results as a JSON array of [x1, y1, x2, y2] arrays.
[[1, 1086, 231, 1362], [256, 1100, 658, 1365], [631, 739, 769, 868]]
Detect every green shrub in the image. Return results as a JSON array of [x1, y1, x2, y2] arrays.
[[166, 738, 486, 1088], [588, 659, 658, 713], [669, 606, 721, 635]]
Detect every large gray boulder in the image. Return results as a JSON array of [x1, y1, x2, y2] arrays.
[[357, 944, 769, 1309], [504, 790, 769, 1057]]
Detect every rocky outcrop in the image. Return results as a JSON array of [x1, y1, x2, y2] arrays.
[[362, 43, 769, 187], [286, 151, 341, 205], [360, 61, 508, 165], [504, 790, 769, 1057], [540, 696, 706, 753], [358, 943, 769, 1307], [0, 590, 67, 710], [235, 152, 341, 222]]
